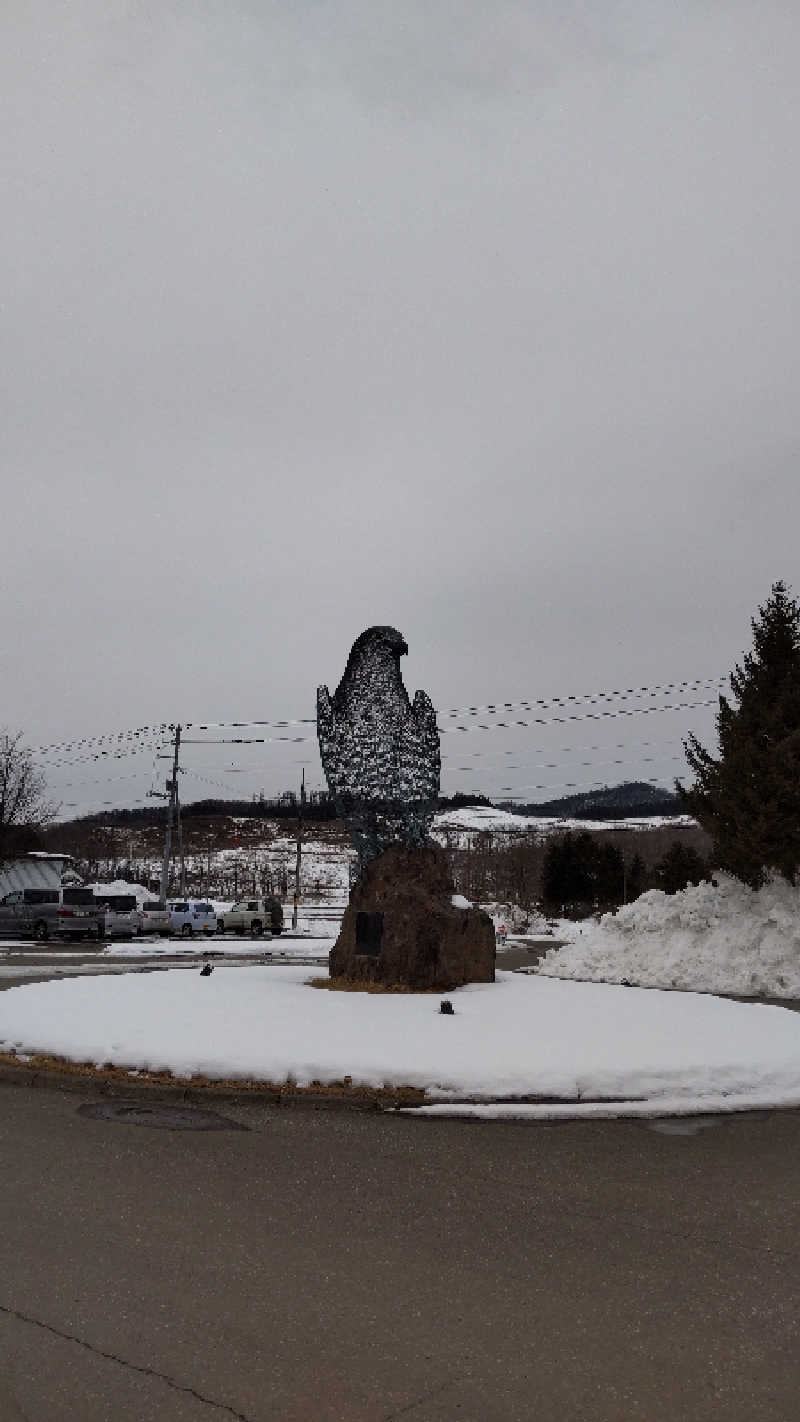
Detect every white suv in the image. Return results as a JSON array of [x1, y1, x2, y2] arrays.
[[168, 900, 216, 937]]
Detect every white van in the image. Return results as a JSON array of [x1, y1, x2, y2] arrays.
[[168, 900, 216, 937]]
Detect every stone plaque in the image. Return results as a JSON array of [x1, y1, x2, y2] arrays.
[[355, 910, 384, 957]]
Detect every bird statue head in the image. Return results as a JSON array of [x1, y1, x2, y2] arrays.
[[353, 626, 408, 661], [341, 626, 409, 686]]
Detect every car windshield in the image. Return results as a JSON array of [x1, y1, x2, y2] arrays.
[[143, 902, 165, 912], [194, 903, 212, 912]]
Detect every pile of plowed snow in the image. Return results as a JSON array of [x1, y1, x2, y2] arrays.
[[85, 879, 154, 906], [538, 874, 800, 998]]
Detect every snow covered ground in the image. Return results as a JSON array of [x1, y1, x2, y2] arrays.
[[1, 966, 799, 1118], [433, 805, 696, 843], [539, 874, 800, 998]]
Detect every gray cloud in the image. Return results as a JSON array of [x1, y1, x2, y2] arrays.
[[1, 0, 798, 810]]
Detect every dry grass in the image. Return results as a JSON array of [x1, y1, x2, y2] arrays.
[[0, 1049, 426, 1104]]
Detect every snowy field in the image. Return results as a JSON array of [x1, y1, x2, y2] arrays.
[[539, 874, 800, 998], [433, 805, 696, 843], [1, 966, 800, 1119]]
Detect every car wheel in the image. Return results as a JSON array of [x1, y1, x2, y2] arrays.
[[33, 920, 49, 943], [250, 920, 263, 937], [216, 920, 225, 934], [181, 923, 193, 937]]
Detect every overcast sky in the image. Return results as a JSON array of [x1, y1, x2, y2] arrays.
[[2, 1, 798, 814]]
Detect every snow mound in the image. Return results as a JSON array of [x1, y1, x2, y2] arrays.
[[539, 874, 800, 998], [85, 879, 155, 906]]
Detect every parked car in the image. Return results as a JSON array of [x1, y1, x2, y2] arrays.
[[168, 900, 216, 937], [139, 902, 172, 936], [94, 893, 142, 939], [0, 887, 103, 943], [216, 897, 283, 937]]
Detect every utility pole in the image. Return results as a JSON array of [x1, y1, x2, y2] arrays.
[[176, 784, 185, 895], [159, 724, 181, 905], [292, 768, 305, 931]]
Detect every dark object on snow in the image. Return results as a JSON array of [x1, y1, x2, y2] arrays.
[[317, 626, 440, 871], [329, 842, 495, 990], [200, 962, 213, 976], [439, 999, 455, 1015]]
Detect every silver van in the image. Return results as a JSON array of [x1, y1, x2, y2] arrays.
[[94, 893, 142, 939], [139, 901, 172, 936], [168, 900, 217, 937], [0, 887, 103, 942]]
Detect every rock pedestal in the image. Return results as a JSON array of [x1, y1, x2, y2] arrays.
[[329, 843, 496, 990]]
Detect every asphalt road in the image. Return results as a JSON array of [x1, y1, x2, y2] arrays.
[[0, 941, 330, 994], [1, 1082, 799, 1421]]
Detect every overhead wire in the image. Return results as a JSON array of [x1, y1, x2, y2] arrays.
[[31, 673, 723, 811], [26, 674, 725, 760], [171, 674, 726, 734]]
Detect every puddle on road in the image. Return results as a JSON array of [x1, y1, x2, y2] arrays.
[[78, 1101, 249, 1131], [646, 1111, 771, 1136], [647, 1116, 721, 1136]]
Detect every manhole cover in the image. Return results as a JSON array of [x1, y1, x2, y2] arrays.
[[78, 1101, 248, 1131]]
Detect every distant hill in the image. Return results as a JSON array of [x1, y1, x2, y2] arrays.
[[500, 781, 683, 820]]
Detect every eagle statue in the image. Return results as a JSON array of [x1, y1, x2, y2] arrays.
[[317, 626, 441, 868]]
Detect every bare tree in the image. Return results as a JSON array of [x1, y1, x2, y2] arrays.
[[0, 731, 56, 866]]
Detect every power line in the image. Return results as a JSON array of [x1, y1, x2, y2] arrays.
[[437, 675, 726, 718], [177, 695, 721, 749], [32, 741, 166, 770], [30, 725, 172, 756], [25, 673, 725, 760], [439, 695, 719, 736], [174, 674, 726, 733]]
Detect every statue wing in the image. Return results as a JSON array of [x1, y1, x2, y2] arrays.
[[410, 689, 441, 798], [316, 685, 336, 774], [411, 689, 438, 742]]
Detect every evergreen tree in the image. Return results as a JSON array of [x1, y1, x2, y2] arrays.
[[655, 842, 708, 895], [626, 852, 648, 901], [594, 841, 625, 905], [680, 581, 800, 887], [542, 832, 596, 907]]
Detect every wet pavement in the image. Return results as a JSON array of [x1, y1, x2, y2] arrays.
[[0, 938, 331, 992], [1, 1081, 799, 1420]]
